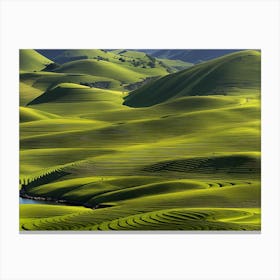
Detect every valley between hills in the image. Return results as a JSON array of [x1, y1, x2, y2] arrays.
[[19, 49, 261, 231]]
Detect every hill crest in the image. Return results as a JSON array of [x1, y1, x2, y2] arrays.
[[123, 50, 261, 107]]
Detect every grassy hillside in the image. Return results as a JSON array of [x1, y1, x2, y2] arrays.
[[20, 49, 53, 71], [19, 49, 261, 231], [54, 59, 146, 83], [47, 49, 115, 63], [27, 83, 124, 105], [124, 50, 260, 107], [55, 58, 168, 78], [20, 204, 260, 231], [39, 49, 184, 73], [20, 49, 171, 101]]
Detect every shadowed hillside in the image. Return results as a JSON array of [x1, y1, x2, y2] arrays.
[[124, 50, 260, 107]]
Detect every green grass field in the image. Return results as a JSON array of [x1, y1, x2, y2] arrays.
[[19, 49, 261, 231]]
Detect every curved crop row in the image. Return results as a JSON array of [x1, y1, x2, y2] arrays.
[[89, 208, 260, 231], [143, 155, 260, 175]]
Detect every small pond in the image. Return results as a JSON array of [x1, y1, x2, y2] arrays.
[[19, 197, 64, 205]]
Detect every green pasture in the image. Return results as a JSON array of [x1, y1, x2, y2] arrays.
[[19, 49, 261, 231]]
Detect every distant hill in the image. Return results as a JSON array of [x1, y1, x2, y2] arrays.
[[36, 49, 115, 64], [53, 59, 148, 83], [124, 50, 260, 107], [35, 49, 66, 61], [136, 49, 242, 64], [37, 49, 243, 65], [20, 106, 59, 122], [37, 49, 153, 65], [36, 49, 193, 73], [27, 83, 123, 105], [20, 50, 53, 71]]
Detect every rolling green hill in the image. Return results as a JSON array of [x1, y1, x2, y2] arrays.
[[20, 49, 53, 71], [157, 58, 193, 71], [20, 71, 124, 92], [20, 49, 172, 98], [38, 49, 189, 73], [27, 83, 124, 105], [107, 49, 185, 74], [54, 59, 145, 83], [124, 50, 260, 107], [19, 49, 261, 231], [53, 58, 169, 83]]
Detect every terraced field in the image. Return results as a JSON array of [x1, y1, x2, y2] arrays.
[[19, 49, 261, 231], [20, 205, 260, 231]]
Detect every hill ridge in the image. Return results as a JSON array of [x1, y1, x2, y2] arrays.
[[123, 50, 260, 107]]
